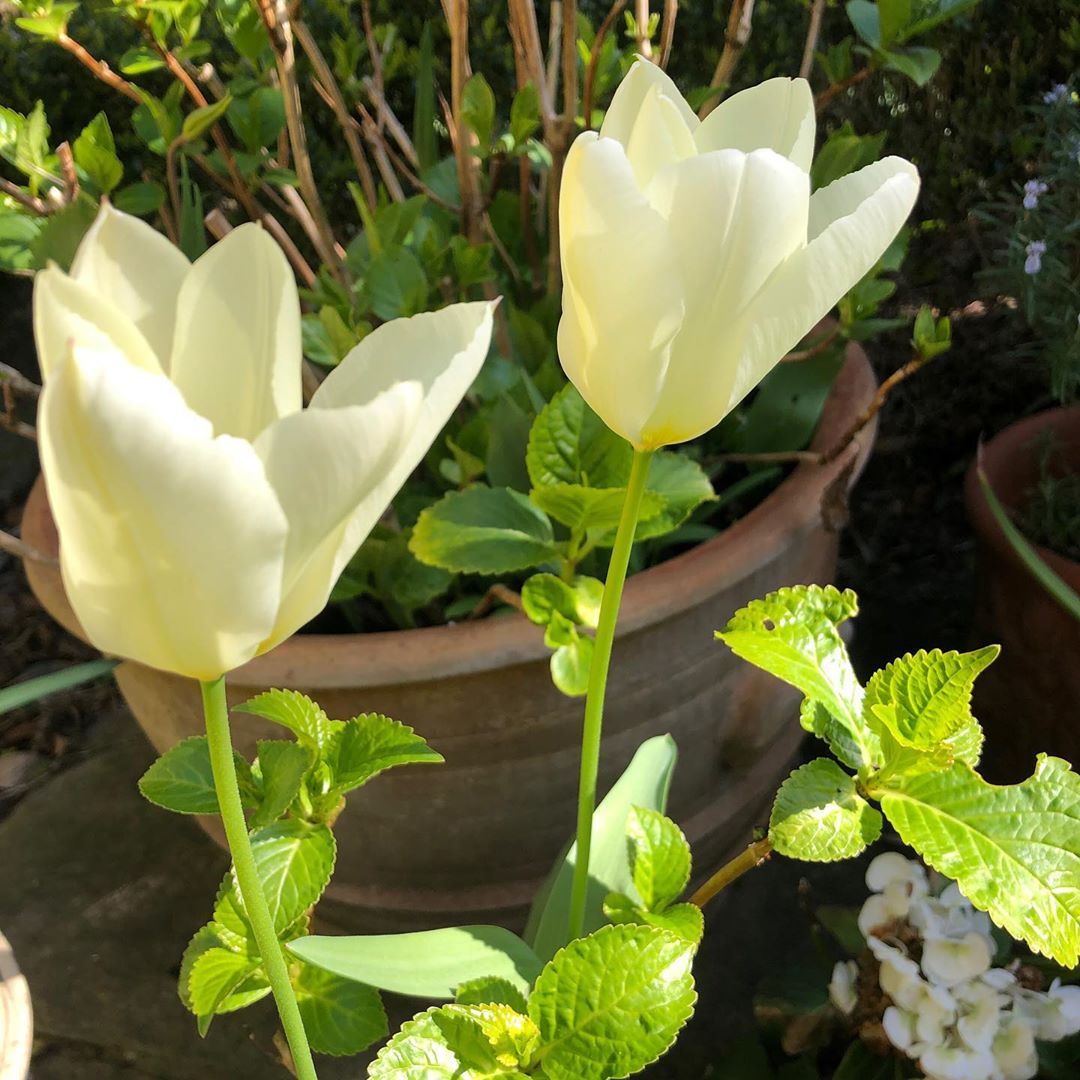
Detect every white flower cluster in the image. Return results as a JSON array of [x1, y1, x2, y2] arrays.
[[829, 853, 1080, 1080]]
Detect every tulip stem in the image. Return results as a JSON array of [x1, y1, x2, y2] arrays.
[[200, 677, 319, 1080], [567, 447, 654, 944]]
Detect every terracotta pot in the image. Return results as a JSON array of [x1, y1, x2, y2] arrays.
[[965, 405, 1080, 782], [22, 345, 877, 932], [0, 932, 31, 1080]]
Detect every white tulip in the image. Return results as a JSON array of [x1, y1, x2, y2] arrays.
[[34, 204, 494, 679], [557, 61, 920, 449]]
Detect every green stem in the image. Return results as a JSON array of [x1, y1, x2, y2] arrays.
[[567, 447, 654, 942], [200, 677, 319, 1080]]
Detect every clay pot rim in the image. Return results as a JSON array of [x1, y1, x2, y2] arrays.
[[22, 342, 877, 689], [0, 931, 32, 1080], [963, 404, 1080, 589]]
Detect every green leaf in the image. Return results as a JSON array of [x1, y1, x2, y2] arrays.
[[0, 211, 41, 273], [181, 94, 233, 142], [626, 806, 692, 911], [877, 0, 912, 46], [631, 452, 715, 541], [461, 73, 496, 147], [863, 646, 998, 753], [237, 689, 341, 751], [323, 713, 443, 796], [368, 247, 428, 320], [14, 99, 48, 183], [369, 1004, 535, 1078], [226, 87, 285, 154], [413, 23, 438, 171], [15, 2, 78, 40], [526, 735, 679, 964], [903, 0, 980, 39], [410, 486, 559, 574], [113, 181, 166, 215], [235, 820, 336, 936], [603, 893, 704, 945], [187, 946, 261, 1031], [73, 113, 123, 194], [717, 585, 877, 770], [550, 635, 593, 697], [510, 83, 541, 145], [526, 384, 632, 491], [529, 924, 696, 1080], [845, 0, 881, 46], [250, 740, 313, 828], [872, 755, 1080, 966], [769, 759, 883, 862], [288, 925, 542, 1000], [138, 736, 254, 816], [178, 924, 226, 1011], [119, 45, 167, 74], [293, 961, 387, 1056], [883, 45, 942, 86], [455, 977, 529, 1013], [531, 483, 664, 533], [521, 573, 603, 630], [29, 196, 97, 271]]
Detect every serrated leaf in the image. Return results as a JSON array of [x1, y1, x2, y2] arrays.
[[288, 925, 542, 1000], [73, 112, 123, 194], [324, 713, 443, 797], [369, 1005, 534, 1079], [292, 960, 387, 1056], [630, 451, 715, 542], [603, 893, 704, 945], [799, 698, 865, 771], [529, 924, 696, 1080], [864, 646, 998, 752], [455, 977, 529, 1013], [138, 736, 254, 815], [769, 759, 883, 862], [626, 806, 692, 911], [178, 924, 225, 1012], [461, 73, 496, 147], [410, 486, 559, 574], [873, 755, 1080, 966], [717, 585, 877, 769], [531, 484, 664, 533], [250, 740, 313, 828], [188, 947, 261, 1025], [237, 689, 342, 750], [526, 736, 679, 964], [526, 384, 632, 490], [509, 83, 541, 145], [235, 820, 336, 936], [550, 635, 593, 697]]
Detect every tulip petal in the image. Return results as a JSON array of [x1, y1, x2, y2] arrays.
[[38, 346, 287, 679], [69, 203, 190, 366], [34, 266, 163, 380], [169, 224, 302, 439], [558, 133, 683, 446], [599, 59, 699, 148], [637, 149, 809, 447], [695, 77, 816, 172], [731, 156, 919, 412], [256, 302, 494, 651]]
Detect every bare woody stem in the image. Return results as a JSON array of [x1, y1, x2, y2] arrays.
[[583, 0, 629, 129], [799, 0, 827, 80], [446, 0, 483, 243], [816, 66, 874, 112], [634, 0, 653, 58], [658, 0, 679, 69], [56, 31, 142, 103], [0, 179, 46, 215], [689, 838, 773, 909], [701, 0, 756, 117]]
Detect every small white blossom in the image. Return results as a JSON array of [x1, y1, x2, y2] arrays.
[[993, 1016, 1039, 1080], [922, 931, 994, 988], [1016, 979, 1080, 1040], [954, 979, 1007, 1051], [915, 982, 958, 1047], [869, 937, 924, 1010], [829, 960, 858, 1015], [882, 1005, 920, 1052]]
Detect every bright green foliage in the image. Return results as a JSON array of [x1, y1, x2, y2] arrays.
[[72, 113, 123, 194], [626, 452, 715, 543], [718, 585, 877, 769], [768, 759, 882, 861], [180, 94, 233, 142], [248, 740, 313, 829], [455, 977, 529, 1013], [871, 755, 1080, 966], [238, 688, 342, 750], [522, 574, 603, 629], [531, 483, 665, 533], [602, 892, 705, 947], [626, 806, 692, 911], [410, 486, 560, 573], [528, 924, 697, 1080], [292, 961, 388, 1056], [549, 633, 594, 697], [321, 713, 444, 796], [288, 925, 542, 1000], [138, 736, 253, 815], [526, 735, 678, 963]]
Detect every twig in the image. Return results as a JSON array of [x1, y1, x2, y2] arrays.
[[294, 19, 378, 215], [658, 0, 678, 69], [447, 0, 483, 243], [57, 142, 79, 204], [634, 0, 653, 58], [782, 325, 841, 363], [815, 66, 873, 112], [56, 32, 142, 103], [545, 0, 579, 295], [799, 0, 826, 81], [583, 0, 629, 129], [165, 135, 184, 228], [0, 179, 45, 216], [700, 0, 756, 118], [690, 838, 772, 909], [0, 363, 40, 399], [468, 584, 524, 619], [361, 77, 420, 169], [352, 101, 409, 204], [508, 0, 557, 131], [360, 0, 386, 108], [0, 530, 55, 565], [545, 1, 563, 105]]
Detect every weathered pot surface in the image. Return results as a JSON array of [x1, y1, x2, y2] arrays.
[[23, 345, 877, 932], [0, 932, 31, 1080], [965, 405, 1080, 781]]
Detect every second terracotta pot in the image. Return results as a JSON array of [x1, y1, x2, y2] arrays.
[[22, 346, 877, 932]]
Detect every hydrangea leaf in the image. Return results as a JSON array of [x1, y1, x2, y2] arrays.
[[550, 635, 594, 697], [873, 755, 1080, 966], [292, 961, 387, 1056], [603, 893, 704, 946], [187, 947, 262, 1034], [237, 689, 342, 751], [530, 484, 665, 533], [521, 573, 603, 630], [626, 806, 692, 911], [528, 923, 696, 1080], [455, 977, 529, 1013], [629, 451, 715, 542], [324, 713, 443, 797], [410, 486, 560, 574], [717, 585, 877, 769], [249, 739, 313, 828], [769, 759, 883, 862], [138, 735, 254, 815]]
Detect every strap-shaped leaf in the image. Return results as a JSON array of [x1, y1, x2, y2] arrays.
[[873, 755, 1080, 966]]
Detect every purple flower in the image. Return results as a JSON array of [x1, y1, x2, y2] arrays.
[[1025, 240, 1047, 275], [1023, 179, 1049, 210], [1044, 84, 1071, 105]]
